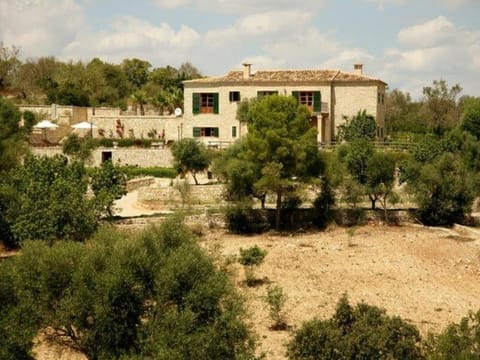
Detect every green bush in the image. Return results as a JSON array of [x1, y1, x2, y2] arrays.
[[287, 294, 423, 360], [117, 138, 136, 147], [313, 181, 336, 229], [425, 310, 480, 359], [226, 202, 269, 234], [121, 166, 177, 179], [239, 245, 267, 286], [99, 138, 114, 147], [0, 217, 256, 359], [264, 285, 287, 330]]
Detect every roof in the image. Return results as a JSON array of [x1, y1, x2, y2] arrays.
[[183, 69, 386, 86]]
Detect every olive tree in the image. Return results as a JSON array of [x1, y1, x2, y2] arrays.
[[2, 154, 98, 245], [171, 138, 211, 185], [288, 295, 423, 360], [0, 217, 256, 359]]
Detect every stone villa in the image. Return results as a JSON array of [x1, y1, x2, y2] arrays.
[[183, 63, 387, 145]]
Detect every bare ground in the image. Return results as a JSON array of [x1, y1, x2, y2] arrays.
[[200, 224, 480, 359], [26, 222, 480, 359]]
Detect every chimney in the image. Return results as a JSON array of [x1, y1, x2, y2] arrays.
[[353, 63, 363, 76], [242, 63, 252, 80]]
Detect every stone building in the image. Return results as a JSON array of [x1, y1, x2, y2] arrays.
[[182, 63, 387, 145]]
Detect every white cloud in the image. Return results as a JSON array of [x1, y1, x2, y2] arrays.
[[323, 49, 375, 70], [63, 16, 200, 66], [238, 11, 312, 35], [398, 16, 459, 48], [381, 15, 480, 97], [204, 11, 313, 47], [0, 0, 85, 58]]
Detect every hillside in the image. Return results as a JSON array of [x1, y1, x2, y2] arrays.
[[21, 222, 480, 359], [200, 224, 480, 359]]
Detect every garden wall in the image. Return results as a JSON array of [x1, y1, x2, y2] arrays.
[[31, 147, 173, 168]]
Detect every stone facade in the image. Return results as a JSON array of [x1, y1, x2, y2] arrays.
[[88, 115, 181, 143], [183, 64, 387, 144], [31, 147, 173, 168]]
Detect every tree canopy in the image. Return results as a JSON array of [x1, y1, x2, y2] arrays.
[[217, 94, 323, 229], [337, 109, 377, 142], [171, 138, 211, 185], [0, 97, 29, 172], [0, 154, 98, 246], [0, 43, 202, 112], [0, 217, 255, 360]]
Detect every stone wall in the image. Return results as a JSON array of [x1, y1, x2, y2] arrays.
[[20, 104, 87, 125], [89, 115, 182, 143], [127, 177, 156, 192], [137, 183, 224, 209], [333, 83, 386, 138], [31, 147, 173, 168]]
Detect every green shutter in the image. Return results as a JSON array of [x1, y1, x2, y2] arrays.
[[192, 93, 200, 115], [313, 91, 321, 112], [193, 127, 201, 137], [213, 127, 219, 137], [213, 93, 219, 114], [292, 91, 299, 102], [232, 126, 237, 138]]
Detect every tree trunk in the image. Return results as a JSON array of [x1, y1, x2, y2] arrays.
[[192, 172, 199, 185], [275, 190, 282, 230], [369, 195, 376, 210]]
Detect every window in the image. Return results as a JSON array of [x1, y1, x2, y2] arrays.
[[101, 151, 112, 162], [232, 126, 237, 138], [292, 91, 322, 112], [193, 127, 219, 137], [192, 93, 219, 114], [300, 92, 314, 107], [257, 90, 278, 97], [229, 91, 241, 102], [381, 94, 385, 104], [201, 93, 214, 113]]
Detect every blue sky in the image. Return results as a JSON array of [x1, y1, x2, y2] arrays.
[[1, 0, 479, 98]]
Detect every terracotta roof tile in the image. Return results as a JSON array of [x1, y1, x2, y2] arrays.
[[184, 69, 386, 85]]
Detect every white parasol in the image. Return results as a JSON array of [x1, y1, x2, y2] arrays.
[[71, 121, 97, 138], [34, 120, 59, 129]]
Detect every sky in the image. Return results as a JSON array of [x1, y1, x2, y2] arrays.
[[1, 0, 479, 99]]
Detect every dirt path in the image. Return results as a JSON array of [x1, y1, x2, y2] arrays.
[[201, 225, 480, 359]]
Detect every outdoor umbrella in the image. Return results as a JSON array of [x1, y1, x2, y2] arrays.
[[71, 121, 97, 138], [33, 120, 59, 142], [34, 120, 59, 129]]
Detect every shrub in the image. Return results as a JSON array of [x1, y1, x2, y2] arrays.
[[0, 217, 256, 359], [424, 310, 480, 359], [264, 285, 287, 330], [413, 153, 475, 226], [121, 166, 177, 179], [226, 202, 269, 234], [239, 245, 267, 286], [313, 181, 335, 229], [287, 294, 423, 360], [117, 138, 136, 147], [99, 138, 114, 147]]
